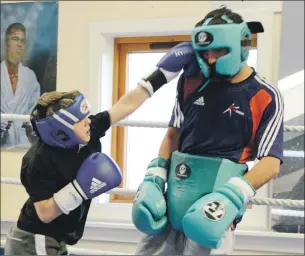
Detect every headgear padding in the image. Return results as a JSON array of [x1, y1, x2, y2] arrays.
[[191, 15, 252, 79], [32, 93, 91, 149]]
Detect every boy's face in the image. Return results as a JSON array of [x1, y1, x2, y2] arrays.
[[74, 117, 91, 143]]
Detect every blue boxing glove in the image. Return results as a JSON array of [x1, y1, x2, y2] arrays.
[[138, 42, 200, 97], [132, 157, 169, 235], [182, 177, 255, 249], [54, 152, 122, 214]]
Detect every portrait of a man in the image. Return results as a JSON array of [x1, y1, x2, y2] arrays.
[[1, 22, 40, 148], [1, 1, 58, 149]]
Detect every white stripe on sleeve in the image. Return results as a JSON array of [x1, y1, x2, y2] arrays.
[[254, 75, 284, 157]]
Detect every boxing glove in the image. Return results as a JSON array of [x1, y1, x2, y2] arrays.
[[138, 42, 200, 97], [182, 176, 255, 249], [54, 152, 122, 214], [1, 121, 12, 138], [23, 122, 38, 144], [132, 157, 169, 235]]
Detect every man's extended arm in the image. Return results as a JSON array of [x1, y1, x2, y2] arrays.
[[244, 156, 280, 190]]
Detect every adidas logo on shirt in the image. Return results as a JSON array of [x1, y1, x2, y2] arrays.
[[90, 177, 107, 193], [194, 96, 205, 106]]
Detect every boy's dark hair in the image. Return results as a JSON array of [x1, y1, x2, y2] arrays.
[[195, 5, 244, 27]]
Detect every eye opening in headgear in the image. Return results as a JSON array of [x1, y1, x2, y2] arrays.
[[241, 36, 251, 47], [198, 48, 229, 61]]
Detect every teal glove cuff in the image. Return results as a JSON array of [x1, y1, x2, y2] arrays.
[[228, 176, 256, 202], [145, 157, 170, 191], [148, 157, 170, 169], [239, 176, 256, 194]]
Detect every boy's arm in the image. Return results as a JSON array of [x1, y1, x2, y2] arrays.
[[108, 86, 150, 125], [108, 42, 197, 125]]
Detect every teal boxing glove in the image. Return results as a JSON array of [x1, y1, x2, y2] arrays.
[[132, 157, 169, 235], [182, 176, 256, 249]]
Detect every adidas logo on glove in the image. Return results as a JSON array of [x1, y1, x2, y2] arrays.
[[90, 177, 107, 193]]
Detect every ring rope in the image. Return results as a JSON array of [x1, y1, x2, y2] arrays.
[[1, 177, 304, 209], [283, 150, 304, 158], [250, 197, 304, 209], [1, 114, 305, 132], [271, 209, 304, 218]]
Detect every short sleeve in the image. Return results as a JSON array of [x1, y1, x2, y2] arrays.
[[255, 88, 284, 163], [168, 74, 185, 128], [89, 111, 111, 139]]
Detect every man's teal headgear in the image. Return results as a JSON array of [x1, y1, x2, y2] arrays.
[[191, 15, 263, 80]]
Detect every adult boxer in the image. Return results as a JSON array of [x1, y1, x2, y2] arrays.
[[132, 6, 284, 255]]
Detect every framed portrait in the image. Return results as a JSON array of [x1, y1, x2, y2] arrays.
[[1, 1, 58, 149]]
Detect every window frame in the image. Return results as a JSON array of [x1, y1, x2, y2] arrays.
[[110, 34, 257, 203]]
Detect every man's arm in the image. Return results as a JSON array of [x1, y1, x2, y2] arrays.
[[244, 157, 280, 190], [158, 127, 181, 160], [243, 87, 284, 190]]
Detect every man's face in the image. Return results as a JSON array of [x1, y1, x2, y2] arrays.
[[199, 48, 229, 64], [5, 29, 26, 65]]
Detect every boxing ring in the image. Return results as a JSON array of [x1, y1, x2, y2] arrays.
[[1, 113, 304, 255]]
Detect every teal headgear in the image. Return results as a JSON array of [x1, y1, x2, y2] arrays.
[[191, 15, 263, 81]]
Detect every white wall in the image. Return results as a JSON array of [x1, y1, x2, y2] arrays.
[[278, 1, 304, 80], [277, 1, 304, 123], [278, 71, 304, 122]]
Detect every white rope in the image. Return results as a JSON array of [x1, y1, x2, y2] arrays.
[[283, 150, 304, 158], [1, 114, 304, 158], [0, 238, 130, 255], [1, 114, 29, 122], [1, 177, 304, 209], [0, 177, 138, 196], [271, 209, 304, 218], [249, 197, 304, 209], [1, 114, 304, 132], [283, 125, 305, 133]]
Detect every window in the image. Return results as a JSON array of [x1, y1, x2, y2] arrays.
[[109, 35, 258, 203], [125, 51, 178, 190], [271, 117, 304, 234]]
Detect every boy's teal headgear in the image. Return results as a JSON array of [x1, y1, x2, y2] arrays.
[[191, 15, 263, 80]]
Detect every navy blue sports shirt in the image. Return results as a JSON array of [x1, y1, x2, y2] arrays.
[[169, 69, 284, 164]]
